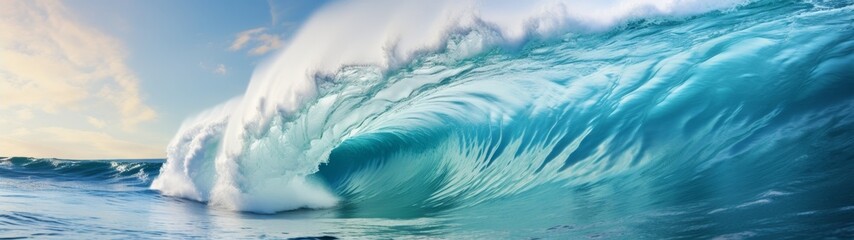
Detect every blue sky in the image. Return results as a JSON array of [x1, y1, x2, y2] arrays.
[[0, 0, 328, 158]]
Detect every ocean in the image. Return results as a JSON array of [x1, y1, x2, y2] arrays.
[[2, 0, 853, 238]]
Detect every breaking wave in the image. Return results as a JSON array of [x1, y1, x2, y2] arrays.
[[151, 0, 854, 216]]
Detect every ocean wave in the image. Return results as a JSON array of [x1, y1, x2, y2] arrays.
[[151, 0, 854, 214], [0, 157, 161, 185]]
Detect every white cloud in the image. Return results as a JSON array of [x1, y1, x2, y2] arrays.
[[229, 27, 266, 51], [87, 116, 106, 128], [15, 109, 33, 120], [249, 34, 283, 55], [0, 0, 156, 129], [199, 62, 228, 75], [214, 64, 228, 75], [0, 127, 163, 159], [0, 0, 165, 158], [229, 27, 283, 55]]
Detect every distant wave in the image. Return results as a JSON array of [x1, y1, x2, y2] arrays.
[[152, 0, 854, 215], [1, 157, 161, 186]]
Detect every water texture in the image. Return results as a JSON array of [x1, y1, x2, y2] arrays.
[[1, 0, 853, 238]]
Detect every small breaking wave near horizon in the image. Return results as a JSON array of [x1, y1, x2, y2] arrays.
[[142, 0, 854, 237]]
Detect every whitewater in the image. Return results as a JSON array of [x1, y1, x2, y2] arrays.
[[2, 0, 852, 238]]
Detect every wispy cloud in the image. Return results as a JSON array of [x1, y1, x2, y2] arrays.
[[198, 62, 228, 75], [0, 127, 162, 159], [87, 116, 107, 129], [0, 0, 163, 158], [15, 109, 33, 121], [0, 0, 156, 129], [229, 27, 283, 55], [229, 27, 266, 51], [214, 64, 228, 75]]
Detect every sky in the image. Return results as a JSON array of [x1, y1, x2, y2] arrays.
[[0, 0, 328, 159]]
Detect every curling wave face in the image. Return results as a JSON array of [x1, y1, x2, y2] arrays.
[[152, 0, 854, 220]]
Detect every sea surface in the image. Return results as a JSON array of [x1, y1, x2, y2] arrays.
[[2, 0, 853, 239]]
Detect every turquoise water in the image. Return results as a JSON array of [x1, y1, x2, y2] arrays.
[[2, 0, 854, 238]]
